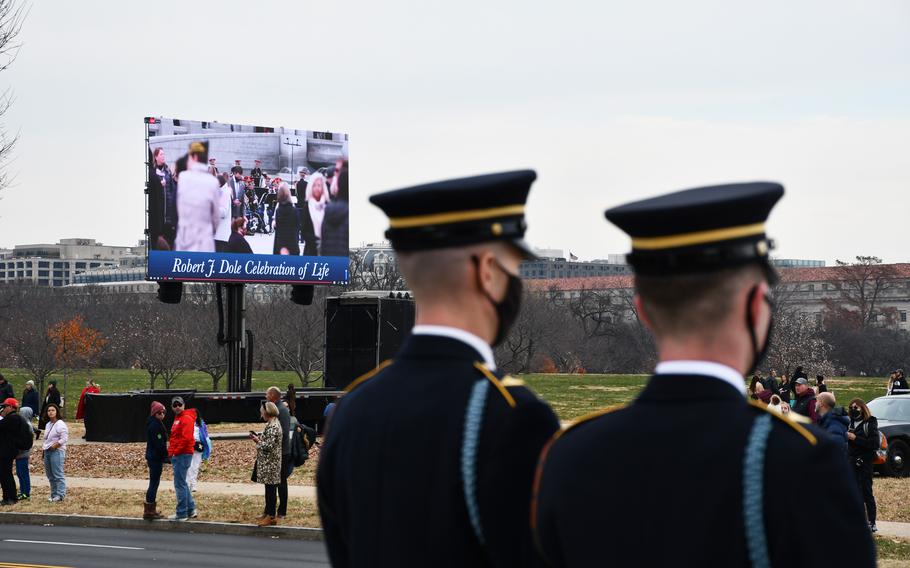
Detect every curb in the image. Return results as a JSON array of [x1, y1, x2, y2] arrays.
[[0, 512, 324, 541]]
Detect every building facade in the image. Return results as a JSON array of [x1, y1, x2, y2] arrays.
[[0, 238, 142, 287], [528, 264, 910, 332]]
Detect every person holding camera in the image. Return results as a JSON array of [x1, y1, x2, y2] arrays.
[[847, 398, 879, 532]]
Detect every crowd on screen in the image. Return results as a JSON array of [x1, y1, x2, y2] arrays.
[[149, 143, 349, 258]]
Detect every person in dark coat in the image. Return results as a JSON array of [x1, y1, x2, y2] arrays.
[[152, 147, 178, 249], [38, 381, 62, 434], [320, 160, 349, 258], [791, 377, 818, 422], [21, 381, 39, 417], [272, 183, 300, 256], [0, 373, 14, 400], [534, 182, 875, 567], [816, 374, 828, 393], [761, 368, 779, 394], [817, 392, 848, 451], [847, 398, 879, 532], [0, 398, 26, 505], [318, 171, 560, 567], [227, 217, 254, 254], [144, 401, 168, 520]]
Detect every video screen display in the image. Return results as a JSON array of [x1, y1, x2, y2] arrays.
[[145, 117, 349, 284]]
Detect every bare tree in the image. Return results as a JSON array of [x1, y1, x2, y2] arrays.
[[0, 0, 27, 200], [113, 304, 192, 389], [825, 256, 900, 329], [251, 290, 326, 387]]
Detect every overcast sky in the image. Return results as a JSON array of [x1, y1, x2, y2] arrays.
[[0, 0, 908, 264]]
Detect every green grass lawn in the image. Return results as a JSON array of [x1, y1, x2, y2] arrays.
[[2, 367, 890, 422], [0, 368, 319, 400], [522, 373, 890, 421]]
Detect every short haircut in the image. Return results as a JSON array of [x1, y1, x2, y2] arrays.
[[266, 386, 282, 398], [262, 401, 279, 418], [817, 392, 836, 408], [635, 264, 764, 339], [231, 166, 243, 174], [232, 217, 246, 232], [217, 172, 229, 186]]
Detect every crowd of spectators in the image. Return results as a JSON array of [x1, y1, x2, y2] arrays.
[[748, 366, 900, 533]]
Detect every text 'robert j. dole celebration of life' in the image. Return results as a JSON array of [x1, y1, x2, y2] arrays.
[[149, 251, 349, 283]]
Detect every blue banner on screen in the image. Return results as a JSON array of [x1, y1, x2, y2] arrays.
[[149, 250, 349, 284]]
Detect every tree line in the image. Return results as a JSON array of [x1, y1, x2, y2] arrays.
[[0, 256, 906, 392]]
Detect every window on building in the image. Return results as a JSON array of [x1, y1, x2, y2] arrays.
[[901, 311, 907, 323], [38, 279, 48, 286], [52, 280, 63, 287], [38, 270, 48, 277], [808, 284, 815, 292]]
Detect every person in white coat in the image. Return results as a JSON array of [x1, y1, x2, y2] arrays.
[[175, 142, 220, 252]]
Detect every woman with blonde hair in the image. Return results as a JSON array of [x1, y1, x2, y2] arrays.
[[250, 401, 282, 526], [304, 172, 329, 247], [846, 398, 879, 532]]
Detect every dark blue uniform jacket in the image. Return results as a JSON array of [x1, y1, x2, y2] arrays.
[[318, 334, 559, 567]]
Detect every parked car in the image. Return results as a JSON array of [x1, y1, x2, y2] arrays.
[[868, 394, 910, 477]]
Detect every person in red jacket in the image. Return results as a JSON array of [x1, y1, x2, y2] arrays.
[[167, 397, 197, 521], [75, 381, 100, 421]]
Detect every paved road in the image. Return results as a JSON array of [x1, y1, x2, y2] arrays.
[[0, 524, 330, 568]]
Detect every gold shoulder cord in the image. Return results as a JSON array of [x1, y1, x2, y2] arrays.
[[473, 362, 517, 408]]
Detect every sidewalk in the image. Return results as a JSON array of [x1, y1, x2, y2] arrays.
[[29, 476, 317, 498], [19, 476, 910, 542]]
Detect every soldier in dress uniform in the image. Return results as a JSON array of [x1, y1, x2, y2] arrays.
[[532, 182, 875, 567], [318, 170, 560, 567]]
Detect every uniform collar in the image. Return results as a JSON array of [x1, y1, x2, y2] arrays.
[[410, 325, 496, 371], [654, 360, 746, 396]]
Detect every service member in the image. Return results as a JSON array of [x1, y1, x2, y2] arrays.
[[318, 170, 560, 567], [532, 182, 875, 567]]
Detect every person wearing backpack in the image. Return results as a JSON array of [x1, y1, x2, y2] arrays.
[[847, 398, 879, 532], [0, 398, 32, 505], [15, 407, 35, 500]]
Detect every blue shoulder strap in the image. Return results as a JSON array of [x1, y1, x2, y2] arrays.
[[461, 379, 490, 545], [743, 413, 773, 568]]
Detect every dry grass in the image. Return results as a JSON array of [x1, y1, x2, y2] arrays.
[[28, 439, 319, 486], [9, 486, 322, 527], [873, 478, 910, 523]]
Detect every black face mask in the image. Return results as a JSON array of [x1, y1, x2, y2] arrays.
[[471, 255, 523, 347], [745, 285, 774, 374], [849, 408, 862, 420]]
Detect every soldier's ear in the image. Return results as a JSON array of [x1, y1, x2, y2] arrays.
[[469, 250, 500, 301]]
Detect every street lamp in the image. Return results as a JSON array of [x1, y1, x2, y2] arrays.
[[283, 136, 302, 176]]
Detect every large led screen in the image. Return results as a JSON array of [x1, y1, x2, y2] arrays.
[[145, 117, 349, 284]]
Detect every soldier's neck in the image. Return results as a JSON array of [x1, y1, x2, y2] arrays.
[[656, 338, 749, 376], [414, 304, 494, 346]]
